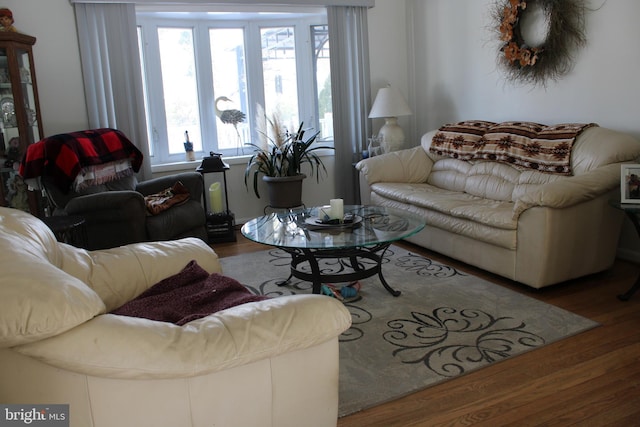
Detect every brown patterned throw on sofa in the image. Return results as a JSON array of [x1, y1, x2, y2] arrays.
[[430, 120, 496, 160], [430, 121, 598, 175]]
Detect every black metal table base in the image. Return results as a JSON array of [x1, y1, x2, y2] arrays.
[[618, 211, 640, 301], [618, 277, 640, 301], [42, 215, 88, 248], [277, 243, 401, 297]]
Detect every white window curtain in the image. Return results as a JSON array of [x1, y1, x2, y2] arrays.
[[73, 2, 152, 180], [327, 6, 371, 204]]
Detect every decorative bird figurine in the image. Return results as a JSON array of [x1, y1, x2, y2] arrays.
[[215, 96, 246, 154], [215, 96, 246, 125]]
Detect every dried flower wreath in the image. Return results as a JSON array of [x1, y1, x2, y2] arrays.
[[492, 0, 587, 86]]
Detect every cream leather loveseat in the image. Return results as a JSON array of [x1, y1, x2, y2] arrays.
[[357, 121, 640, 289], [0, 207, 351, 427]]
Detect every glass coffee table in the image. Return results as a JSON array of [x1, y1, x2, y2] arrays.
[[241, 205, 425, 296]]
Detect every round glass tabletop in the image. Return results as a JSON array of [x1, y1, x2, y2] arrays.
[[241, 205, 425, 250]]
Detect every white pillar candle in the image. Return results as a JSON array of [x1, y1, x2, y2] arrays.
[[209, 182, 223, 213], [330, 198, 344, 220]]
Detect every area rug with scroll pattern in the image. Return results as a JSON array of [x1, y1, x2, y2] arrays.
[[219, 245, 598, 417]]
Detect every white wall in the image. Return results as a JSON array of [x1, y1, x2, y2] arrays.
[[367, 0, 413, 144], [3, 0, 88, 136], [407, 0, 640, 138]]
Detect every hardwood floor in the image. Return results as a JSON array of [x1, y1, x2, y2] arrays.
[[212, 231, 640, 426]]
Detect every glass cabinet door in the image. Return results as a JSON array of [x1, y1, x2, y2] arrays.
[[0, 32, 42, 214], [16, 48, 40, 144]]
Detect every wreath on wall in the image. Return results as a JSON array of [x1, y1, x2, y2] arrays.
[[492, 0, 587, 86]]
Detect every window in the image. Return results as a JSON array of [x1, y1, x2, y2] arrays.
[[137, 9, 331, 165], [312, 24, 332, 140]]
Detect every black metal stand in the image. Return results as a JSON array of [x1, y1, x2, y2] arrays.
[[618, 210, 640, 301], [41, 215, 88, 248], [205, 211, 236, 243], [277, 243, 400, 296], [197, 153, 236, 243]]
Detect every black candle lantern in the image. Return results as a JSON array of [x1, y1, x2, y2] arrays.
[[196, 152, 236, 243]]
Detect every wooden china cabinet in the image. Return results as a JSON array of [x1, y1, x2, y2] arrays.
[[0, 31, 43, 215]]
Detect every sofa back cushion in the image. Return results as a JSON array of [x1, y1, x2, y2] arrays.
[[464, 162, 521, 202], [0, 208, 105, 348], [45, 174, 138, 210], [426, 158, 470, 193], [571, 126, 640, 174]]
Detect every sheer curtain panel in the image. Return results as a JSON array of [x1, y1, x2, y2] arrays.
[[72, 2, 152, 179], [327, 5, 371, 204]]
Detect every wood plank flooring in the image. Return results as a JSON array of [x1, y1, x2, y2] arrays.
[[212, 232, 640, 427]]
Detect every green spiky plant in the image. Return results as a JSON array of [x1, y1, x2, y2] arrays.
[[244, 109, 333, 199]]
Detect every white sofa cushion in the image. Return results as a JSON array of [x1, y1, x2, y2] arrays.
[[356, 146, 432, 185], [14, 295, 351, 379], [370, 185, 517, 249], [427, 158, 471, 192], [0, 209, 105, 348], [58, 238, 222, 311], [571, 126, 640, 174]]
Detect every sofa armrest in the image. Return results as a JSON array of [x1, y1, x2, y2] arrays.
[[137, 172, 203, 201], [513, 163, 620, 217], [355, 146, 432, 185], [65, 190, 145, 216], [58, 238, 221, 310], [14, 294, 352, 379]]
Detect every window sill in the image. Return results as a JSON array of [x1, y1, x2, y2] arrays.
[[150, 149, 334, 174], [150, 154, 252, 174]]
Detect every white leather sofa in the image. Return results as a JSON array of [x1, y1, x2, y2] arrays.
[[0, 207, 351, 427], [357, 122, 640, 289]]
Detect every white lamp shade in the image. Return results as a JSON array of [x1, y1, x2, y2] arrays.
[[368, 86, 412, 119]]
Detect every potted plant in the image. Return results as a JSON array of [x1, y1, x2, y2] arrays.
[[244, 110, 333, 208]]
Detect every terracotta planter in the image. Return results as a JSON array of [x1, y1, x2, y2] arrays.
[[262, 174, 306, 208]]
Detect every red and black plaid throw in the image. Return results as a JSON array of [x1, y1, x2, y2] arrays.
[[19, 128, 144, 193]]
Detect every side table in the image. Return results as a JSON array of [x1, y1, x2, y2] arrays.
[[41, 215, 88, 248], [609, 200, 640, 301]]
